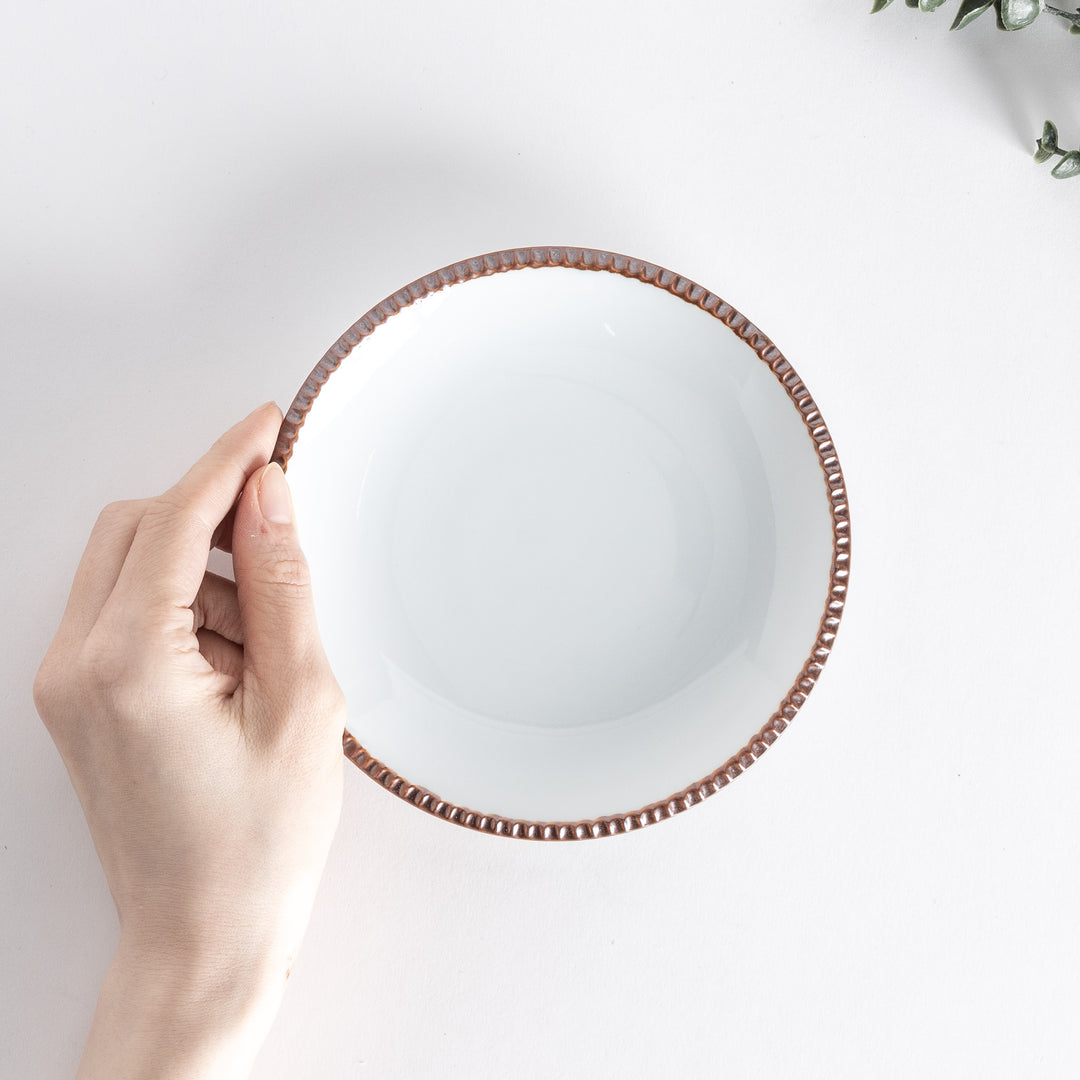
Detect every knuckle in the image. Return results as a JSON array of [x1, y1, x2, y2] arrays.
[[146, 491, 214, 541], [254, 553, 312, 596], [32, 654, 61, 719], [94, 499, 143, 535], [190, 579, 214, 632], [97, 498, 135, 522], [33, 619, 161, 733], [33, 642, 102, 730]]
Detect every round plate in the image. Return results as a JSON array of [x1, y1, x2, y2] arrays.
[[275, 247, 848, 840]]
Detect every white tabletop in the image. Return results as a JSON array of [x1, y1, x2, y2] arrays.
[[4, 3, 1079, 1077]]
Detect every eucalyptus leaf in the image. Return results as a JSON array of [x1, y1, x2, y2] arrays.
[[920, 0, 948, 9], [999, 0, 1041, 30], [905, 0, 919, 7], [1034, 141, 1055, 163], [1042, 121, 1059, 153], [950, 0, 994, 30], [1051, 151, 1080, 179], [870, 0, 895, 10]]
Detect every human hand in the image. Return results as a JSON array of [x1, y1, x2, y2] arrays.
[[33, 403, 345, 1079]]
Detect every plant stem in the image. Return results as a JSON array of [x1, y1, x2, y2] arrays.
[[1043, 3, 1080, 27]]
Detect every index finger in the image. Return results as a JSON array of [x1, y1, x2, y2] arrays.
[[109, 402, 283, 613]]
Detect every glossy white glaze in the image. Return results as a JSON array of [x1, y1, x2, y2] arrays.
[[287, 266, 833, 820]]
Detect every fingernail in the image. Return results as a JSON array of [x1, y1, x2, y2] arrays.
[[258, 462, 293, 524]]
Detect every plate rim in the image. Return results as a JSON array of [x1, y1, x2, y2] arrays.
[[274, 245, 850, 840]]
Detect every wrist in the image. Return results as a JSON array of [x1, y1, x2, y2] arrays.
[[76, 936, 290, 1080]]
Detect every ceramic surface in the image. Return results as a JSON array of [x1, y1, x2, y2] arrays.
[[280, 249, 846, 834]]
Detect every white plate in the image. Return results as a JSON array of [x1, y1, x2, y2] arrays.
[[276, 248, 848, 839]]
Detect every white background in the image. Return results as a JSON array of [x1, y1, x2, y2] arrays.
[[3, 2, 1079, 1077]]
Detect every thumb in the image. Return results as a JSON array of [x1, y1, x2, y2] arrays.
[[231, 462, 330, 708]]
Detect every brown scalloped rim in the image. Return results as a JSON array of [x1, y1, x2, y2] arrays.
[[275, 246, 849, 840]]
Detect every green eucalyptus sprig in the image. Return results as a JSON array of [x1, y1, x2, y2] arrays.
[[872, 1, 1080, 178], [1034, 121, 1080, 177], [872, 0, 1080, 32]]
